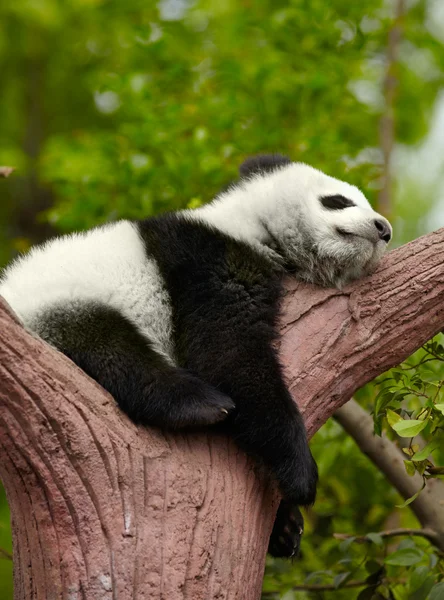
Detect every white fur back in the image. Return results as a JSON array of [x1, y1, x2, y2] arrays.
[[0, 221, 175, 362]]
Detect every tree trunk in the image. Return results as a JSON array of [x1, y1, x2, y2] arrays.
[[1, 228, 444, 599]]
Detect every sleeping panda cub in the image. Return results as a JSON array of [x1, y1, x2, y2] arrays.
[[0, 154, 392, 558]]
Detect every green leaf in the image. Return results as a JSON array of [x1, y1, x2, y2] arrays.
[[409, 566, 430, 593], [412, 440, 440, 461], [392, 419, 428, 438], [333, 572, 351, 589], [339, 537, 356, 553], [430, 554, 438, 569], [365, 560, 383, 575], [434, 403, 444, 415], [404, 460, 416, 476], [398, 538, 416, 550], [392, 370, 403, 383], [373, 416, 383, 437], [395, 480, 426, 508], [357, 588, 378, 600], [391, 585, 408, 600], [386, 409, 403, 429], [430, 582, 444, 600], [409, 577, 435, 600], [374, 390, 396, 424], [384, 548, 424, 566], [366, 532, 383, 546]]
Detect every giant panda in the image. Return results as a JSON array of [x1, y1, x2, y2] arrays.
[[0, 154, 392, 558]]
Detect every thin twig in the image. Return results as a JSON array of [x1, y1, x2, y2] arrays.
[[0, 546, 13, 560], [423, 345, 444, 362], [427, 466, 444, 475], [262, 580, 368, 594], [398, 358, 439, 370]]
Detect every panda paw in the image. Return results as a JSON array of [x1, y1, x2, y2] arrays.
[[172, 374, 235, 428], [268, 501, 304, 558]]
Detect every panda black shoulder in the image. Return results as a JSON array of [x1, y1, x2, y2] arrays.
[[135, 212, 278, 283]]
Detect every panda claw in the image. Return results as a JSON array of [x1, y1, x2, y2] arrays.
[[167, 375, 235, 428], [268, 501, 305, 559]]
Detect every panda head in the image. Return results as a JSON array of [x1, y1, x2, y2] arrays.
[[232, 153, 392, 288]]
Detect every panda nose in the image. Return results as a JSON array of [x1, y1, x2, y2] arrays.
[[374, 219, 391, 243]]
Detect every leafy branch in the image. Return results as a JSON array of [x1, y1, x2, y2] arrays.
[[334, 528, 443, 548], [373, 338, 444, 500]]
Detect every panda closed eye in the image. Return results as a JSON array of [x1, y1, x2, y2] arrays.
[[320, 194, 356, 210]]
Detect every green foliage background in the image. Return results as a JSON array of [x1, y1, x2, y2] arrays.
[[1, 0, 444, 598]]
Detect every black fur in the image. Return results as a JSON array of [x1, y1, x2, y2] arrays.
[[239, 153, 292, 178], [138, 214, 317, 557], [137, 215, 317, 500], [35, 210, 318, 558]]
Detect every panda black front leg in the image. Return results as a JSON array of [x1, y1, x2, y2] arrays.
[[30, 301, 235, 429], [228, 356, 318, 508], [185, 325, 318, 507], [210, 346, 317, 558]]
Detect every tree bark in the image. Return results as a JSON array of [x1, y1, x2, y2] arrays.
[[1, 228, 444, 599]]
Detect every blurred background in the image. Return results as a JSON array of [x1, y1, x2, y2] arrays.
[[1, 0, 444, 598]]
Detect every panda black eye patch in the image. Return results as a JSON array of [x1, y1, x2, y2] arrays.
[[320, 195, 355, 210]]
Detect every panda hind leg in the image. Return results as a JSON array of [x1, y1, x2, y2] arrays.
[[32, 301, 235, 429], [268, 501, 304, 558]]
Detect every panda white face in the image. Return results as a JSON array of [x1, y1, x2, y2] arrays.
[[195, 155, 392, 288], [262, 161, 392, 287]]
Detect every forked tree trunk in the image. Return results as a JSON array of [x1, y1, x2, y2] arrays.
[[1, 229, 444, 599]]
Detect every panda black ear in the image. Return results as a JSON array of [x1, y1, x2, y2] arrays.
[[239, 153, 292, 178]]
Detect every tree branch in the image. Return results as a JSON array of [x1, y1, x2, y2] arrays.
[[278, 228, 444, 437], [2, 228, 444, 597], [334, 527, 442, 547]]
